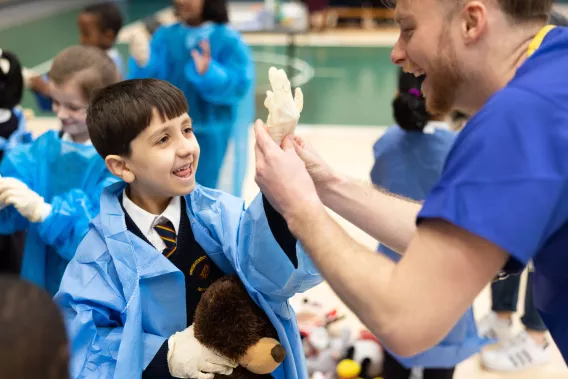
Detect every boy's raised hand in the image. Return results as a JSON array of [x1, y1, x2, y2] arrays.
[[264, 67, 304, 146]]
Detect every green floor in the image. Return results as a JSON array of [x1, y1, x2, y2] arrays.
[[0, 1, 398, 126]]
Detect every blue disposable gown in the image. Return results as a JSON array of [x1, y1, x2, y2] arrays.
[[0, 130, 117, 295], [128, 22, 255, 194], [370, 124, 490, 368], [0, 108, 32, 152], [55, 181, 323, 379]]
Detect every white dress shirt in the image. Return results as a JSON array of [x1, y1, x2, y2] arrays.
[[122, 190, 181, 252], [61, 132, 92, 145]]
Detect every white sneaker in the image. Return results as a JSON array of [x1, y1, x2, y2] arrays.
[[477, 311, 512, 343], [481, 330, 550, 372]]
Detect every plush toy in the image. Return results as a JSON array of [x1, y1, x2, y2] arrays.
[[336, 330, 383, 379], [193, 276, 287, 379]]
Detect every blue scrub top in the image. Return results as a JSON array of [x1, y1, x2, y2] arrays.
[[418, 25, 568, 363]]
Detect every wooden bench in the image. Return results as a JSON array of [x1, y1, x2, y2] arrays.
[[327, 6, 395, 28]]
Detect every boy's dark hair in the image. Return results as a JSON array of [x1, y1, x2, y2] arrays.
[[83, 1, 124, 36], [202, 0, 230, 23], [87, 79, 188, 158], [0, 50, 23, 109], [0, 276, 69, 379], [392, 68, 430, 132]]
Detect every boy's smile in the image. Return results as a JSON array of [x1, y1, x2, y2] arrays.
[[173, 162, 194, 179], [105, 109, 200, 215]]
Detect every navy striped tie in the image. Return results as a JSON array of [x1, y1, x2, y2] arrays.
[[154, 220, 177, 258]]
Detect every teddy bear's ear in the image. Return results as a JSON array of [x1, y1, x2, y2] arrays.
[[193, 276, 277, 362]]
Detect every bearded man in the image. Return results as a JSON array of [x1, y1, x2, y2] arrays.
[[254, 0, 568, 367]]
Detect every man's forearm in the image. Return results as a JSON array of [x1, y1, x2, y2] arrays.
[[286, 205, 503, 357], [287, 205, 401, 343], [286, 206, 463, 356], [318, 173, 421, 254]]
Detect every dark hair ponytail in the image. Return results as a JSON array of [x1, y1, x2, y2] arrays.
[[392, 69, 430, 132], [0, 49, 23, 109]]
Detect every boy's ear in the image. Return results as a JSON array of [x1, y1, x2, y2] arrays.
[[105, 155, 136, 183]]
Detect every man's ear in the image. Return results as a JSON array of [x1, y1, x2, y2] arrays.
[[460, 1, 488, 44], [105, 155, 136, 183]]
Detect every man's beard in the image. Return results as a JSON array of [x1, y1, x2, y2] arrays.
[[424, 29, 464, 115]]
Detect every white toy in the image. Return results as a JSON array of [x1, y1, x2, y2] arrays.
[[264, 67, 303, 145], [337, 331, 383, 379], [296, 298, 351, 377]]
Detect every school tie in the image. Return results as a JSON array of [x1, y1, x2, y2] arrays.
[[154, 219, 177, 258]]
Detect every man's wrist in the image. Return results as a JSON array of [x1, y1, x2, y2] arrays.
[[316, 170, 345, 206], [285, 200, 328, 239]]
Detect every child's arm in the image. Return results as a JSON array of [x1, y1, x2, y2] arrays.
[[201, 190, 322, 301], [0, 145, 33, 234], [184, 36, 254, 106], [54, 229, 167, 379], [1, 144, 118, 260], [127, 27, 170, 80], [36, 174, 118, 260], [0, 203, 29, 234], [262, 194, 298, 267], [238, 194, 323, 300]]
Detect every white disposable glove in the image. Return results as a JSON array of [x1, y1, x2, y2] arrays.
[[0, 178, 52, 223], [129, 32, 151, 67], [264, 67, 304, 145], [167, 325, 238, 379]]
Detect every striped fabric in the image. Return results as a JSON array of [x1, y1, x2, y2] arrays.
[[154, 220, 177, 258]]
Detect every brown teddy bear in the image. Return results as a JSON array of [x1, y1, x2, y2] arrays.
[[193, 275, 287, 379]]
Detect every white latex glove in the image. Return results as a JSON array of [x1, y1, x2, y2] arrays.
[[264, 67, 304, 145], [167, 325, 238, 379], [129, 32, 151, 67], [0, 178, 51, 223]]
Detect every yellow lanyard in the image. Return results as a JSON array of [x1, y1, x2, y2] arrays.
[[527, 24, 556, 57]]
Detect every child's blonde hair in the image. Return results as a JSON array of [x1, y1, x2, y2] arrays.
[[48, 45, 121, 103]]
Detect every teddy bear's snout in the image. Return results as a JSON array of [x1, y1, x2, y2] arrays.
[[239, 337, 287, 374], [271, 344, 286, 363]]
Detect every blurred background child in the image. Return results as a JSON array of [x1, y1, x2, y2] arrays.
[[0, 45, 119, 296], [128, 0, 255, 195]]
